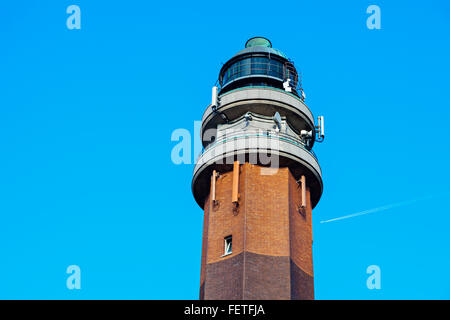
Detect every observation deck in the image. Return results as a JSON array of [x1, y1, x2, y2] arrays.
[[192, 37, 324, 210], [201, 86, 315, 148], [192, 112, 323, 209]]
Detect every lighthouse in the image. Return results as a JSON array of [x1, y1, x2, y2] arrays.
[[192, 37, 324, 300]]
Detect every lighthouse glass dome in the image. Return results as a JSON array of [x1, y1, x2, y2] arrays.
[[219, 38, 299, 96], [245, 37, 272, 48]]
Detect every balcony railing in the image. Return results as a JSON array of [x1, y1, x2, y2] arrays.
[[197, 129, 318, 163]]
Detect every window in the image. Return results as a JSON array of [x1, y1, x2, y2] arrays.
[[224, 235, 232, 256], [221, 55, 291, 87]]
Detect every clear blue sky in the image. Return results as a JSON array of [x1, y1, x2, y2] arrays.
[[1, 1, 449, 299]]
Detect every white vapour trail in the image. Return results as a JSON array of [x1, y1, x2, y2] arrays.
[[319, 195, 435, 224]]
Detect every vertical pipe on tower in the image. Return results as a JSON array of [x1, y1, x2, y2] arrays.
[[301, 175, 306, 208], [232, 161, 240, 204]]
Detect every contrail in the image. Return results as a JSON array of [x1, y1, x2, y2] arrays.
[[320, 194, 435, 224]]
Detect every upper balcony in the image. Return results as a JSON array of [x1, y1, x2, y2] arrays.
[[201, 86, 316, 148]]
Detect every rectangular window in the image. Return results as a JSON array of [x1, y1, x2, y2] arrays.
[[224, 235, 232, 255]]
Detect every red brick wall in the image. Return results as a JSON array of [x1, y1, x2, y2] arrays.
[[200, 163, 314, 300]]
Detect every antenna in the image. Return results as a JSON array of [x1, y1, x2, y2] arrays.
[[300, 130, 313, 139], [210, 86, 229, 123], [319, 116, 324, 138], [283, 79, 292, 92], [315, 116, 325, 142], [211, 86, 219, 107], [273, 112, 282, 132]]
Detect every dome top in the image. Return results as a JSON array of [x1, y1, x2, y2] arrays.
[[233, 37, 287, 59], [245, 37, 272, 48]]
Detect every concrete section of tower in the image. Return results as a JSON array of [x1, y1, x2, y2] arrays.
[[192, 37, 325, 300]]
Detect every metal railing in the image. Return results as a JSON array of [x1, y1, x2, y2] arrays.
[[197, 129, 318, 163]]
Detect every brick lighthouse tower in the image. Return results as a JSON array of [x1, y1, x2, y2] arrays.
[[192, 37, 324, 300]]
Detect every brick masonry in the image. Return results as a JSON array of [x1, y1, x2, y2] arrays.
[[199, 163, 314, 300]]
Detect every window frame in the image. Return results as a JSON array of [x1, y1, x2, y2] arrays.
[[223, 235, 232, 256]]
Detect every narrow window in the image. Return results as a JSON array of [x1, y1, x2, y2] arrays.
[[224, 236, 232, 255]]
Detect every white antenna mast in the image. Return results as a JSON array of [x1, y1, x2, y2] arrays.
[[211, 86, 219, 108], [315, 116, 325, 142]]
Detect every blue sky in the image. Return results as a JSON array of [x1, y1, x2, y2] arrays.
[[1, 1, 449, 299]]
